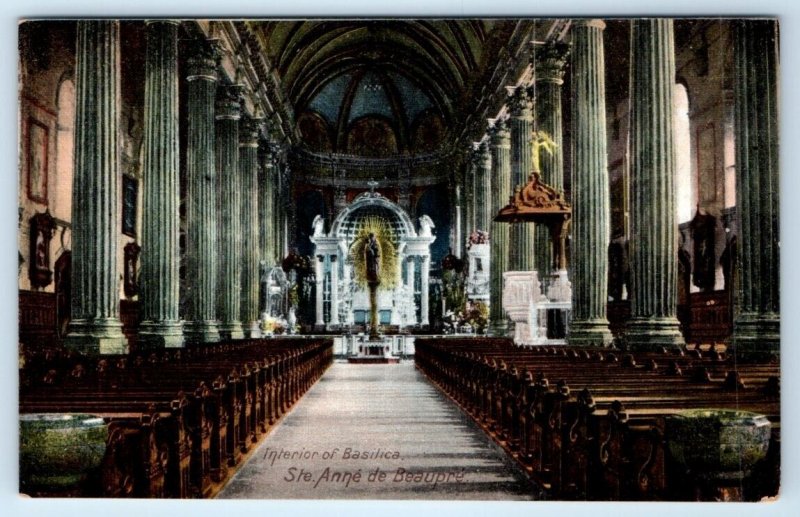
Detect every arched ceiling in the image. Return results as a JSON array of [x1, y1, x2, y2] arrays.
[[247, 20, 539, 156]]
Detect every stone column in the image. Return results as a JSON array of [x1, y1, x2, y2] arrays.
[[239, 115, 261, 338], [262, 146, 279, 266], [64, 21, 127, 354], [215, 84, 245, 340], [568, 20, 613, 347], [139, 20, 183, 348], [138, 21, 184, 348], [534, 41, 570, 274], [474, 141, 493, 233], [508, 87, 535, 271], [184, 42, 221, 344], [489, 120, 511, 335], [406, 256, 416, 324], [464, 157, 475, 236], [421, 254, 431, 326], [330, 255, 340, 325], [454, 185, 463, 258], [626, 19, 684, 350], [732, 20, 779, 359], [315, 255, 325, 326]]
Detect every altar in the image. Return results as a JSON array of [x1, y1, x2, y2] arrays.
[[310, 191, 436, 331]]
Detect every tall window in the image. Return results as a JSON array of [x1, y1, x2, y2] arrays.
[[54, 78, 75, 223], [673, 83, 695, 223]]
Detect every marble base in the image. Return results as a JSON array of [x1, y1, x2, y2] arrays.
[[243, 321, 262, 339], [64, 319, 128, 355], [625, 316, 685, 351], [489, 321, 509, 337], [183, 320, 221, 344], [218, 322, 245, 341], [732, 313, 780, 361], [568, 318, 613, 347], [138, 320, 185, 348]]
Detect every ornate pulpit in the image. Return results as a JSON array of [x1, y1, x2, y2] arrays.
[[495, 172, 572, 345]]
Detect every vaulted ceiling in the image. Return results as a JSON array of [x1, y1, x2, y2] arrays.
[[247, 20, 540, 157]]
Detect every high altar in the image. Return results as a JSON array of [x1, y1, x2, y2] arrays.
[[310, 191, 436, 330]]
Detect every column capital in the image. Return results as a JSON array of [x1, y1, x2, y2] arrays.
[[470, 142, 490, 168], [534, 41, 572, 84], [239, 115, 262, 147], [216, 84, 244, 120], [187, 39, 221, 83], [508, 86, 533, 119], [489, 119, 510, 147]]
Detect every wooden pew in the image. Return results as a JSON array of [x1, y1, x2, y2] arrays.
[[414, 337, 779, 501]]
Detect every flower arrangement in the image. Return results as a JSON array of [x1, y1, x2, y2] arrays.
[[281, 252, 311, 274], [260, 316, 288, 335], [467, 230, 489, 248], [441, 250, 465, 272], [456, 301, 489, 334]]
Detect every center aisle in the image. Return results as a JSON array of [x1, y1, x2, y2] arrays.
[[217, 362, 537, 500]]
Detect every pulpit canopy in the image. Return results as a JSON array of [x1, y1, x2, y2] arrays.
[[494, 172, 571, 224], [494, 172, 572, 271]]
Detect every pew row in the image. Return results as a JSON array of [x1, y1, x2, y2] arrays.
[[414, 338, 779, 501], [19, 338, 333, 498]]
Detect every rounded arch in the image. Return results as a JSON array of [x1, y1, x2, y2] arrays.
[[330, 193, 416, 241], [674, 82, 696, 223], [53, 76, 76, 222], [410, 109, 446, 153], [297, 110, 333, 152], [345, 115, 399, 156]]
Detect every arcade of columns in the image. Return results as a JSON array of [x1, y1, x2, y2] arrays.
[[469, 19, 778, 358], [64, 21, 289, 354], [64, 19, 779, 359]]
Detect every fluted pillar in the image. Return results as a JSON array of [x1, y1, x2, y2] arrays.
[[732, 20, 780, 359], [568, 20, 613, 346], [315, 255, 325, 326], [474, 142, 492, 233], [464, 157, 475, 236], [489, 120, 511, 335], [406, 257, 416, 325], [139, 20, 184, 348], [421, 255, 431, 326], [534, 41, 570, 274], [259, 144, 276, 268], [239, 115, 261, 338], [64, 20, 127, 354], [184, 42, 220, 344], [508, 87, 535, 271], [330, 256, 340, 325], [215, 84, 245, 340], [626, 19, 684, 350]]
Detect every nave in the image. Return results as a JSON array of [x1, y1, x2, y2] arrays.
[[217, 362, 537, 500]]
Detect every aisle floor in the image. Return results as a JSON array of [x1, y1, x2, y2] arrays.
[[217, 361, 537, 500]]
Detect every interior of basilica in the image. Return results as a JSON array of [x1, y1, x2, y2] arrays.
[[17, 18, 780, 502]]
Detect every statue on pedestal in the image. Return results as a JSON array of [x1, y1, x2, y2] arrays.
[[365, 233, 381, 340]]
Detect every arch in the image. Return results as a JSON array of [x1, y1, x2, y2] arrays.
[[674, 82, 695, 224], [345, 115, 399, 156], [330, 193, 416, 240], [410, 109, 446, 153], [53, 77, 75, 222], [297, 110, 333, 152]]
